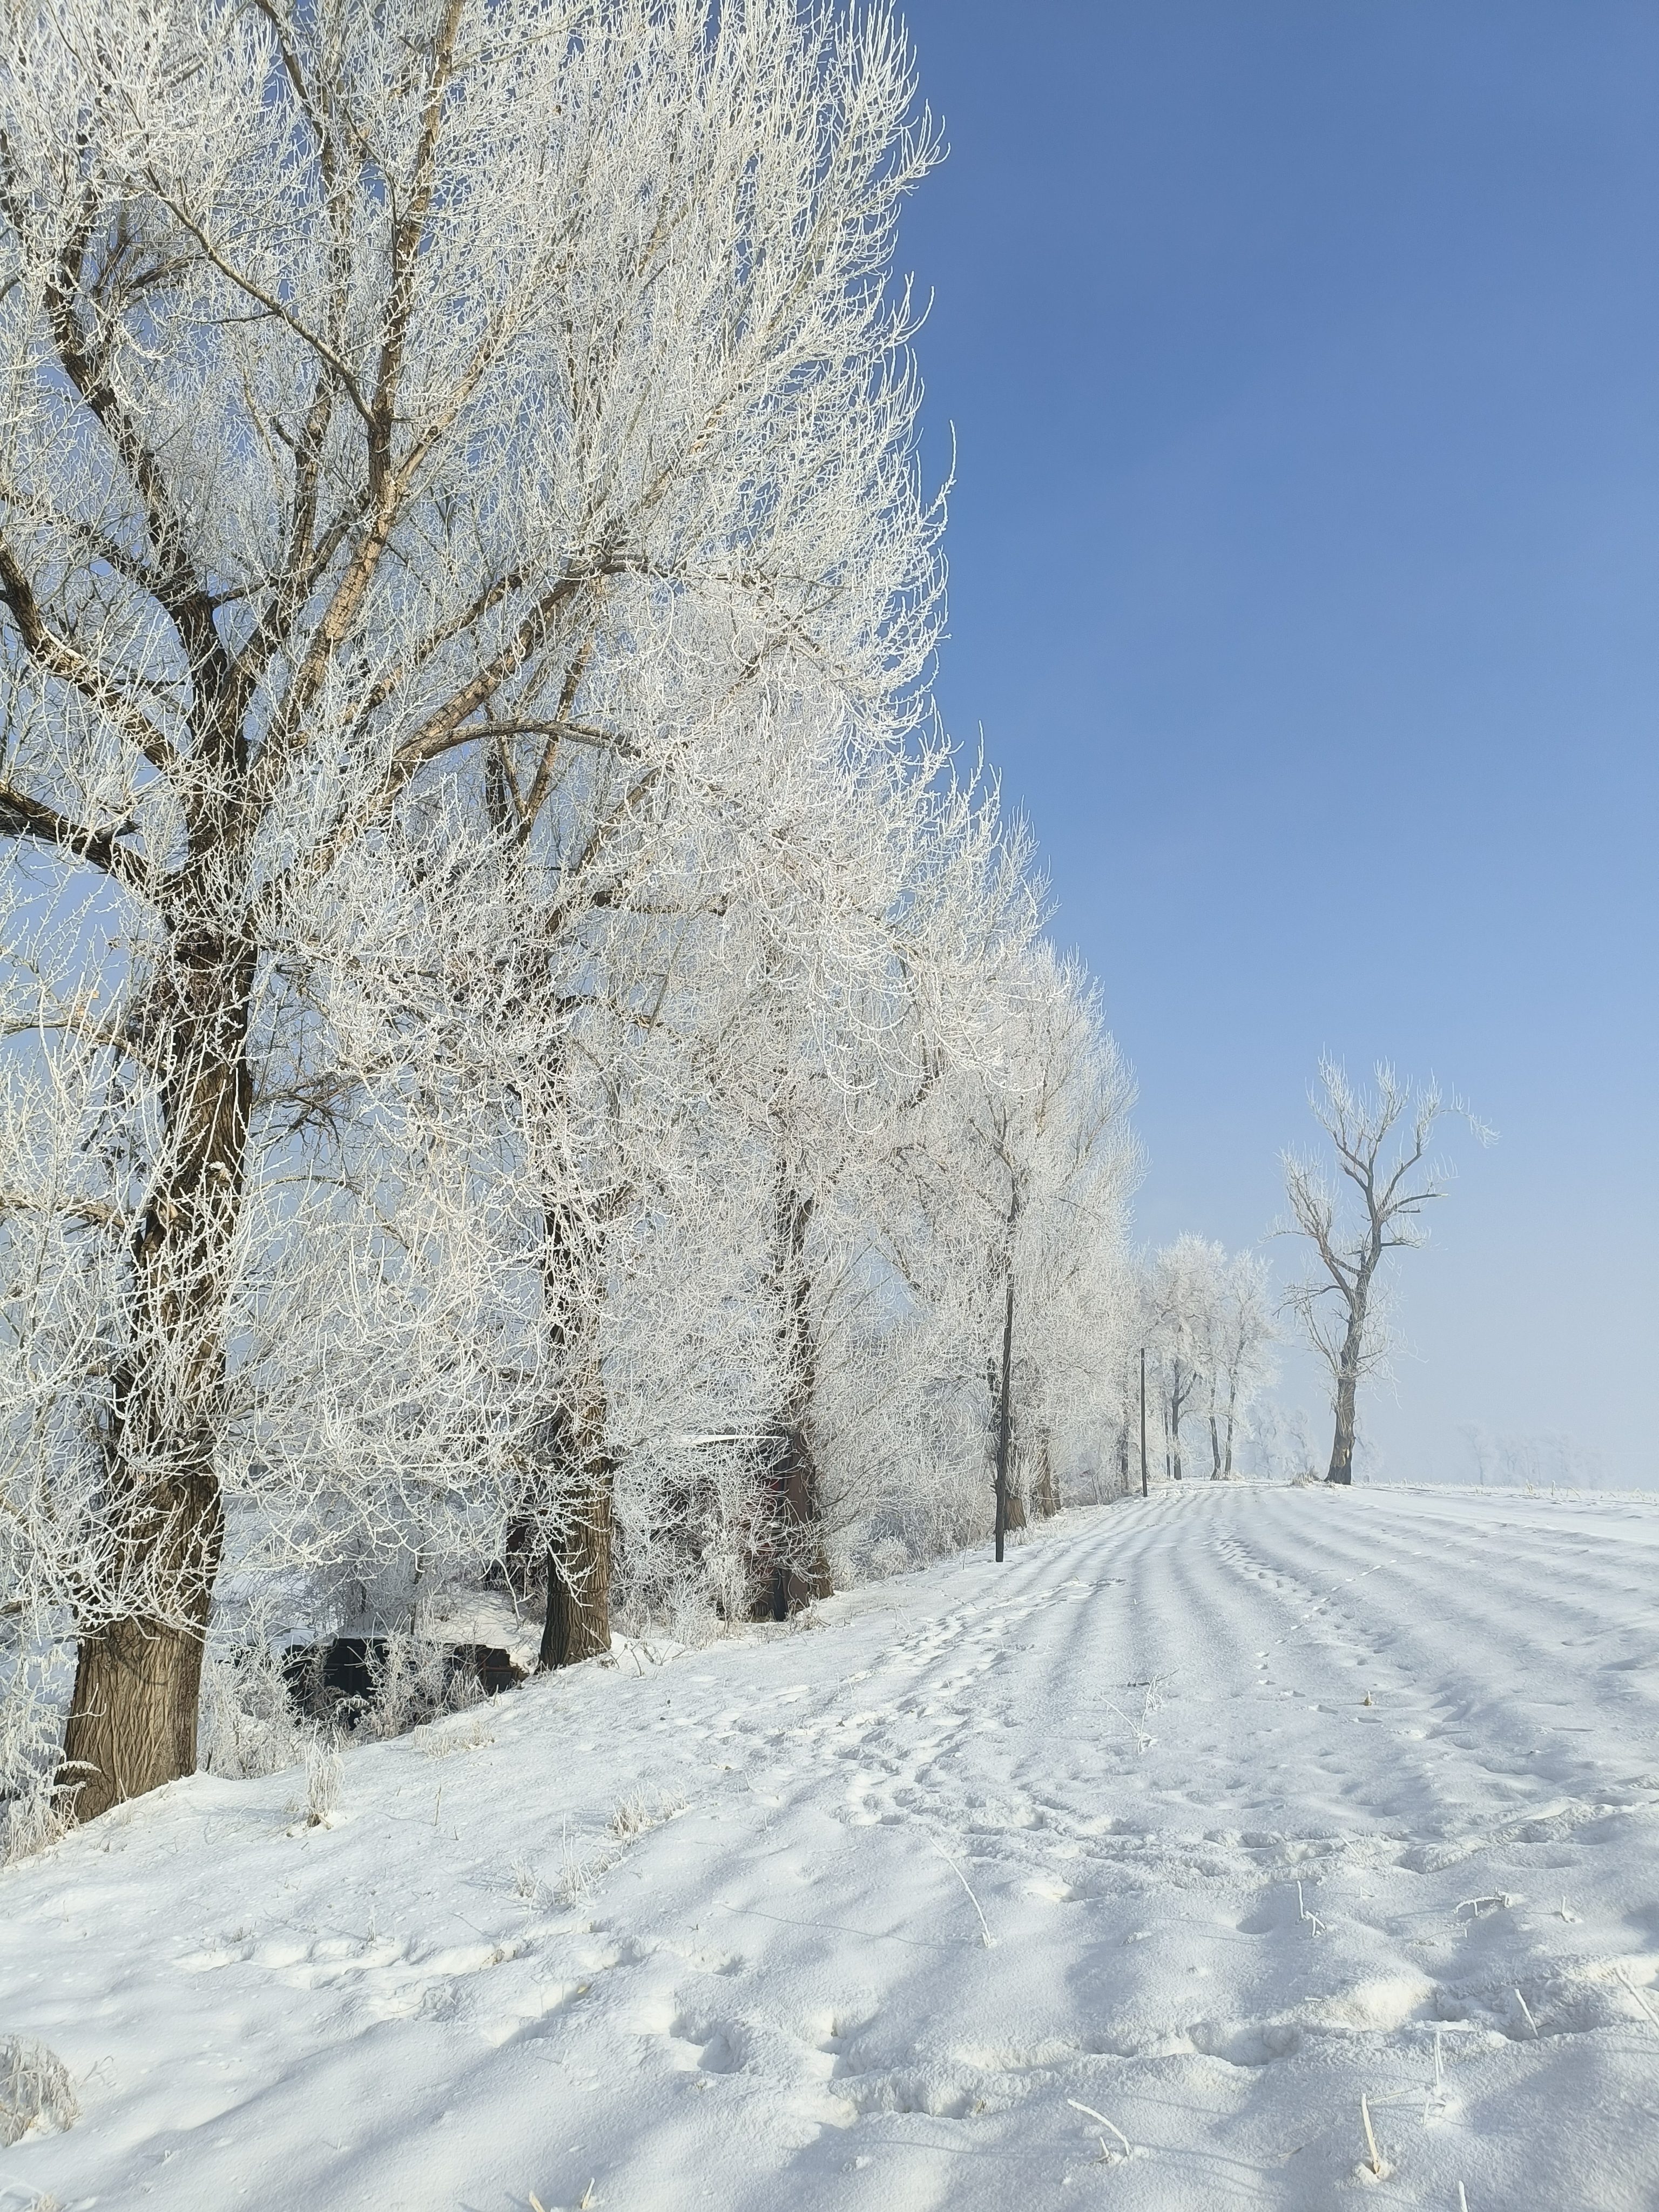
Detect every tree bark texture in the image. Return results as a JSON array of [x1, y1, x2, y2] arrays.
[[541, 1464, 613, 1668], [59, 1608, 215, 1818], [532, 1178, 618, 1665], [1031, 1426, 1060, 1518], [1325, 1271, 1373, 1485], [750, 1182, 833, 1618], [1326, 1348, 1361, 1483], [1223, 1369, 1239, 1480], [753, 1427, 835, 1622]]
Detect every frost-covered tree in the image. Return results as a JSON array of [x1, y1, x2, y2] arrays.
[[1201, 1250, 1276, 1480], [1281, 1060, 1489, 1486], [1144, 1236, 1215, 1483], [593, 746, 1049, 1618], [916, 948, 1138, 1560], [0, 0, 940, 1815], [1105, 1237, 1273, 1492]]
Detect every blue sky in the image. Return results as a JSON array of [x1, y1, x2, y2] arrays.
[[895, 0, 1659, 1483]]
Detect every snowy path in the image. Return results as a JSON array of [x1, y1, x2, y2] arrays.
[[5, 1483, 1659, 2210]]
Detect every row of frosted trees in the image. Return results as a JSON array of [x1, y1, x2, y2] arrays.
[[0, 0, 1173, 1829], [1126, 1239, 1279, 1490]]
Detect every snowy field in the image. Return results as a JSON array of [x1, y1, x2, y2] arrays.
[[4, 1482, 1658, 2212]]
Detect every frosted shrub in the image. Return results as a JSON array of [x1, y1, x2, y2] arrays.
[[198, 1639, 309, 1781], [0, 1625, 75, 1848], [356, 1636, 485, 1742], [0, 2037, 78, 2145], [1, 1619, 75, 1862], [866, 1536, 912, 1580], [1, 1788, 72, 1868]]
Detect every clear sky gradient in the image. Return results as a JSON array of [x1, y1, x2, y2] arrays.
[[895, 1, 1658, 1484]]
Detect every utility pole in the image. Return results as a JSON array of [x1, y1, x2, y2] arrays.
[[1138, 1345, 1149, 1499], [994, 1267, 1015, 1562], [993, 1179, 1019, 1563]]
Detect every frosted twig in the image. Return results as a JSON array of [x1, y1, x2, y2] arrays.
[[932, 1840, 994, 1947], [1422, 2023, 1449, 2120], [1514, 1988, 1539, 2039], [1617, 1966, 1659, 2033], [1296, 1881, 1324, 1937], [1067, 2098, 1132, 2157], [1360, 2093, 1383, 2177], [1105, 1674, 1169, 1754]]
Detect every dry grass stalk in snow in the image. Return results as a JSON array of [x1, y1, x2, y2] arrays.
[[297, 1741, 342, 1829], [608, 1789, 683, 1840], [930, 1839, 995, 1947], [509, 1855, 546, 1908], [1618, 1966, 1659, 2032], [1067, 2098, 1132, 2162], [1359, 2091, 1386, 2178]]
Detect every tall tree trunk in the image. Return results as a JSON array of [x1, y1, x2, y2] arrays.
[[757, 1425, 834, 1621], [1208, 1407, 1223, 1480], [59, 1601, 217, 1818], [750, 1178, 833, 1619], [1223, 1366, 1239, 1479], [1168, 1364, 1184, 1481], [1138, 1346, 1149, 1498], [1004, 1466, 1028, 1532], [536, 1208, 615, 1668], [58, 925, 251, 1820], [1326, 1278, 1371, 1485], [1327, 1372, 1359, 1485], [1327, 1350, 1361, 1483], [1031, 1425, 1059, 1518], [541, 1451, 613, 1668]]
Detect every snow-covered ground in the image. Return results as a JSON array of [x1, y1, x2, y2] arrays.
[[5, 1481, 1659, 2211]]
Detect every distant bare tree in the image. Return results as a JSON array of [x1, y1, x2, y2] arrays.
[[1281, 1060, 1489, 1486]]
